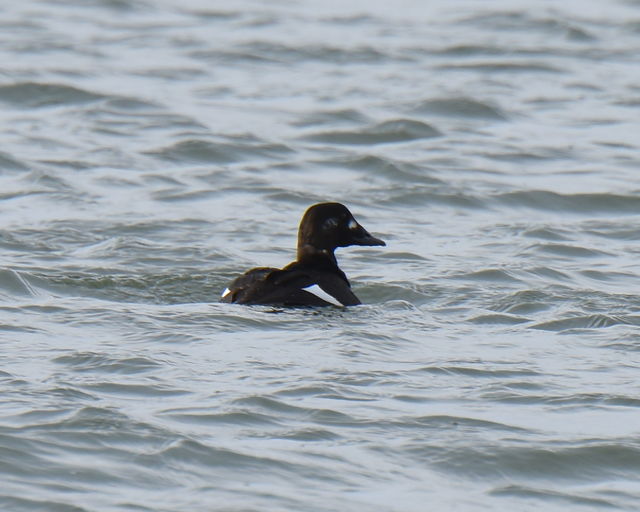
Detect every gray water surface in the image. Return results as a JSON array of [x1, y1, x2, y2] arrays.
[[2, 1, 640, 511]]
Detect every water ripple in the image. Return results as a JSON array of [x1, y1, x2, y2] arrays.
[[145, 138, 293, 164], [496, 190, 640, 214], [2, 1, 640, 510], [302, 119, 441, 145], [0, 82, 105, 108], [410, 97, 507, 120]]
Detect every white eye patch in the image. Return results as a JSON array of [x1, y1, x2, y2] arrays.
[[348, 219, 358, 230], [302, 284, 344, 307]]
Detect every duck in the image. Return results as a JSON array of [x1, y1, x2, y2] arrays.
[[221, 202, 385, 306]]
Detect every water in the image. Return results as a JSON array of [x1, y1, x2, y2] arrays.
[[2, 0, 640, 510]]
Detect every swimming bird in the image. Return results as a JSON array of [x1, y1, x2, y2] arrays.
[[221, 202, 385, 307]]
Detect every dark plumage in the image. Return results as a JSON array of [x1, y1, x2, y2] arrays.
[[221, 202, 385, 307]]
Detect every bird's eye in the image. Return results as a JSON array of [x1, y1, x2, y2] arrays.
[[348, 219, 358, 230], [323, 218, 338, 230]]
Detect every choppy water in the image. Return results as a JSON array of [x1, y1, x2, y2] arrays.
[[2, 0, 640, 510]]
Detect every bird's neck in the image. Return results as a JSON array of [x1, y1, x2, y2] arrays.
[[296, 243, 338, 268]]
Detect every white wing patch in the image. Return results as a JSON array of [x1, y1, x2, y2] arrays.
[[302, 284, 344, 307], [221, 287, 231, 298]]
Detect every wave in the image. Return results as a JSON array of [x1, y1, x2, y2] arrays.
[[532, 314, 640, 331], [495, 190, 640, 214], [145, 138, 293, 164], [302, 119, 441, 145], [410, 97, 507, 120], [0, 82, 106, 108]]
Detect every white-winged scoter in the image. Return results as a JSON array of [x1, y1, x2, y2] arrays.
[[221, 202, 385, 307]]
